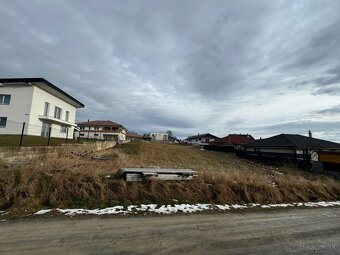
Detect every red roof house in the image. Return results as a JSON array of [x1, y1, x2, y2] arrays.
[[210, 134, 255, 146]]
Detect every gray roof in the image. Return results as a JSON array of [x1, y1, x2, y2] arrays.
[[187, 133, 219, 140], [0, 78, 84, 108], [245, 134, 340, 150]]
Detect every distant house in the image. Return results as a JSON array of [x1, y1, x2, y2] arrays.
[[209, 134, 255, 151], [185, 133, 219, 146], [143, 132, 169, 141], [240, 133, 340, 164], [75, 120, 127, 142], [0, 78, 84, 139]]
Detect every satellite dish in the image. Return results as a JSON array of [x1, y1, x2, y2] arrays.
[[311, 151, 319, 161]]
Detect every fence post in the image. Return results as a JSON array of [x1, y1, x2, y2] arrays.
[[66, 128, 68, 144], [19, 122, 25, 147], [47, 126, 52, 146]]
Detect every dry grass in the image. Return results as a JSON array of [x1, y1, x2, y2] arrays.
[[0, 141, 339, 214]]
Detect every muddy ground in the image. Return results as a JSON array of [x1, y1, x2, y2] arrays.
[[0, 207, 339, 255]]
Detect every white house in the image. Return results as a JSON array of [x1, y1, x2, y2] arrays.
[[0, 78, 84, 139], [144, 132, 169, 141], [75, 120, 127, 142], [185, 133, 219, 146]]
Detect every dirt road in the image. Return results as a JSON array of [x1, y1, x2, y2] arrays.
[[0, 208, 339, 255]]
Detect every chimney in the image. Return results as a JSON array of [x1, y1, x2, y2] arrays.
[[308, 130, 312, 138], [88, 119, 90, 122]]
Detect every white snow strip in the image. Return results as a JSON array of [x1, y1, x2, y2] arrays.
[[231, 204, 248, 209], [33, 201, 340, 216], [34, 209, 52, 215]]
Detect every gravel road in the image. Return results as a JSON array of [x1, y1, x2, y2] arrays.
[[0, 208, 339, 255]]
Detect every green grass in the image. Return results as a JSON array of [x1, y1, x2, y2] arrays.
[[0, 135, 80, 147]]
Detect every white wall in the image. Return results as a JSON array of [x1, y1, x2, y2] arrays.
[[0, 84, 78, 139], [76, 130, 126, 141], [150, 133, 168, 141], [188, 136, 215, 145], [28, 86, 77, 138], [77, 131, 126, 141], [0, 85, 34, 135]]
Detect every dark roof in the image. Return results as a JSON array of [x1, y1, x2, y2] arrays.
[[0, 78, 84, 108], [77, 120, 127, 130], [245, 134, 340, 150], [211, 134, 255, 146], [187, 133, 219, 140]]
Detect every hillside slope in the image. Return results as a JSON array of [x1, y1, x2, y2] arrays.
[[0, 141, 339, 215]]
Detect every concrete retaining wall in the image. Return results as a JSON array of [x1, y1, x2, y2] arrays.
[[0, 141, 117, 162]]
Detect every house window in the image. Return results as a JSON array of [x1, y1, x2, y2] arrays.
[[0, 95, 11, 105], [41, 122, 51, 137], [80, 133, 84, 136], [60, 126, 67, 133], [0, 117, 7, 127], [44, 102, 50, 116], [54, 106, 62, 119], [65, 111, 69, 122], [79, 126, 85, 130], [94, 134, 99, 137], [94, 127, 99, 130]]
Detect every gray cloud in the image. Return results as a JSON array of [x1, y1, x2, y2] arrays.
[[1, 0, 340, 140], [312, 104, 340, 115]]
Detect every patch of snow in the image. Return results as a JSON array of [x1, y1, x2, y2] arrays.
[[231, 204, 247, 209], [215, 205, 230, 210], [33, 201, 340, 216], [34, 209, 52, 215], [267, 203, 294, 208]]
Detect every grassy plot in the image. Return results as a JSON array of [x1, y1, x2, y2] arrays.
[[0, 141, 339, 214], [0, 135, 80, 147]]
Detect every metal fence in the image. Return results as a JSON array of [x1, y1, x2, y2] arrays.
[[0, 120, 121, 147], [0, 120, 77, 147]]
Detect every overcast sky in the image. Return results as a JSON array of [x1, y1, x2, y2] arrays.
[[1, 0, 340, 140]]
